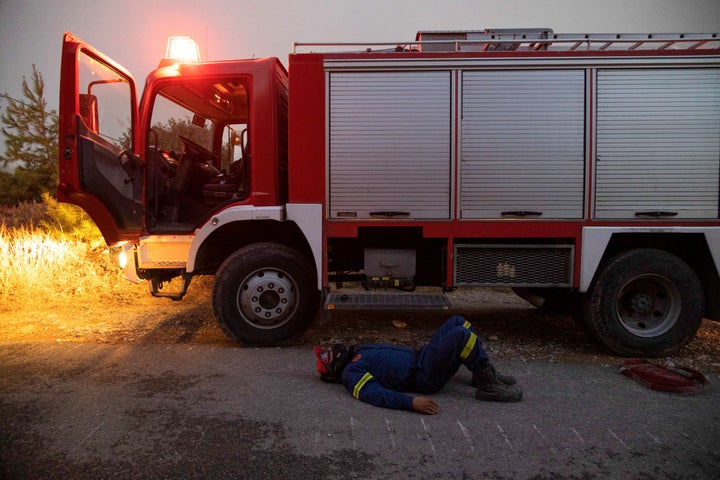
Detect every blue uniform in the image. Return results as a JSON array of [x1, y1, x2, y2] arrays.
[[341, 316, 489, 411]]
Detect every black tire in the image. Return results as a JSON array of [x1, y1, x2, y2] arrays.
[[582, 248, 704, 357], [212, 242, 319, 345]]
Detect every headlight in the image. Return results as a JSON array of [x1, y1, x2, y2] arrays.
[[118, 250, 128, 269]]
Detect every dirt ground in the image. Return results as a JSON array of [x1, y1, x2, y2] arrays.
[[1, 281, 719, 374]]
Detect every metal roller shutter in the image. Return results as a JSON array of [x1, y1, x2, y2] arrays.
[[460, 70, 586, 219], [595, 68, 720, 219], [328, 71, 451, 219]]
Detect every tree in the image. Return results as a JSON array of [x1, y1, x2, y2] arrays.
[[0, 65, 58, 204]]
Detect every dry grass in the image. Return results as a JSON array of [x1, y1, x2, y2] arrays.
[[0, 201, 146, 313], [0, 198, 219, 345]]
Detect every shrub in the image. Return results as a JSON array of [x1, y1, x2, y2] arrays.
[[0, 200, 49, 229], [41, 193, 104, 245]]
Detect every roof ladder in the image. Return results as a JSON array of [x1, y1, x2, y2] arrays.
[[293, 31, 719, 54]]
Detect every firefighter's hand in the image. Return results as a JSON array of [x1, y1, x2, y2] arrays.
[[412, 396, 439, 415]]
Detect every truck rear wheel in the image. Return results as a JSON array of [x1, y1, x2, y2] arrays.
[[212, 242, 318, 345], [583, 248, 704, 357]]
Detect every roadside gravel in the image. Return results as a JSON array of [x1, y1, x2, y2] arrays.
[[1, 284, 718, 373]]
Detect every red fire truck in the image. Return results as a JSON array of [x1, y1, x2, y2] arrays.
[[58, 29, 720, 356]]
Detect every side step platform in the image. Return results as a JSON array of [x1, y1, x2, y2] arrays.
[[325, 292, 451, 311], [150, 273, 192, 301]]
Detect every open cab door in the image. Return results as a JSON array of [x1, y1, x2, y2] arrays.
[[58, 32, 143, 245]]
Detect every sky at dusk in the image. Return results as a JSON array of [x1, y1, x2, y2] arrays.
[[0, 0, 718, 152]]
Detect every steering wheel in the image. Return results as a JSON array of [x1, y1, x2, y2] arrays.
[[177, 135, 217, 163]]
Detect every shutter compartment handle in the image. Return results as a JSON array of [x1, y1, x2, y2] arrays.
[[501, 210, 543, 218], [634, 211, 678, 218], [369, 211, 410, 218]]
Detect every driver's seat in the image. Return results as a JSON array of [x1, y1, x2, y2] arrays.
[[202, 157, 245, 203], [203, 181, 241, 203]]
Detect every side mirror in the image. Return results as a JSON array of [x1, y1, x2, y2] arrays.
[[230, 128, 248, 161], [79, 93, 99, 133]]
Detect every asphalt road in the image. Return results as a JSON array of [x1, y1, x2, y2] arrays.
[[1, 342, 719, 480]]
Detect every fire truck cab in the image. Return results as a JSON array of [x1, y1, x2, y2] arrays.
[[59, 33, 318, 344], [58, 30, 720, 356]]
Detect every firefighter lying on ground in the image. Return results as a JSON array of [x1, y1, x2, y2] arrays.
[[313, 316, 522, 415]]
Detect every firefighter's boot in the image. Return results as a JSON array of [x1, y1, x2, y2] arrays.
[[473, 364, 523, 403], [471, 363, 517, 387]]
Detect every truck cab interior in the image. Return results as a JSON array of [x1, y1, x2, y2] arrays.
[[145, 80, 250, 232]]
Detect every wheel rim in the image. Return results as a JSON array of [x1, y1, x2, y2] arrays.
[[236, 268, 299, 329], [615, 273, 682, 338]]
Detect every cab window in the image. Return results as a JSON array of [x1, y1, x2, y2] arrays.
[[78, 52, 133, 150]]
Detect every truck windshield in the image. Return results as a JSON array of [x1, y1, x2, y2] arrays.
[[150, 94, 211, 157]]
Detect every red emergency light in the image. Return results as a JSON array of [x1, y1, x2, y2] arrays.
[[159, 36, 200, 67]]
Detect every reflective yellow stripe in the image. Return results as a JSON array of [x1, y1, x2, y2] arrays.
[[353, 373, 374, 399], [460, 333, 477, 360], [463, 320, 471, 329]]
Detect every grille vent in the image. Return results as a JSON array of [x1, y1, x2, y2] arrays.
[[454, 244, 573, 287]]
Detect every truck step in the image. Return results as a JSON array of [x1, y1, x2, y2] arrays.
[[325, 293, 451, 311]]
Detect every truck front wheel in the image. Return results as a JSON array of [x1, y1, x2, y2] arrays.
[[213, 242, 318, 345], [583, 248, 704, 357]]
